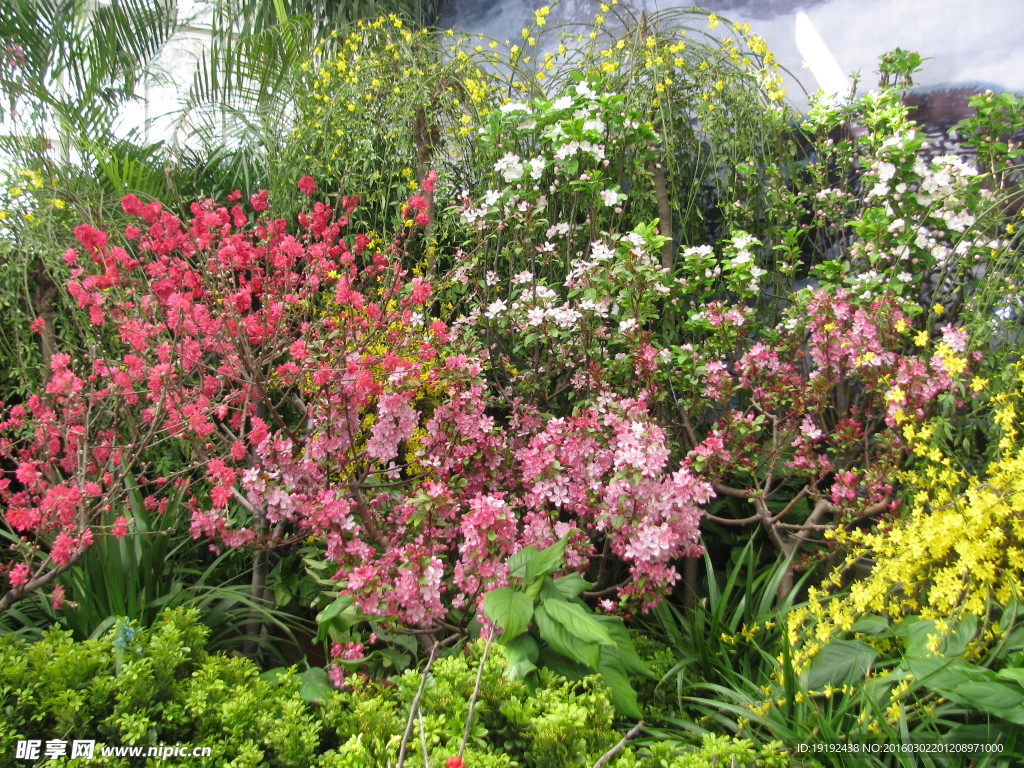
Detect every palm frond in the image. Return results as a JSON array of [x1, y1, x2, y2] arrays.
[[2, 0, 178, 153]]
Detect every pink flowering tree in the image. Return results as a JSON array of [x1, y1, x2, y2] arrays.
[[1, 178, 707, 637], [665, 285, 978, 595]]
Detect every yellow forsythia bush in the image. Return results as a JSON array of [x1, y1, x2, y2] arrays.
[[788, 363, 1024, 671]]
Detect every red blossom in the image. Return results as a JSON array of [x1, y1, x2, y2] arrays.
[[250, 189, 269, 211]]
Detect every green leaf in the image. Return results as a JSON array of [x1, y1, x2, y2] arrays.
[[315, 594, 352, 625], [537, 647, 590, 680], [535, 603, 600, 669], [947, 680, 1024, 725], [997, 668, 1024, 689], [899, 614, 977, 661], [503, 633, 539, 679], [551, 573, 591, 600], [483, 586, 534, 641], [801, 639, 877, 690], [851, 615, 889, 635], [524, 537, 570, 585], [541, 598, 614, 647], [507, 545, 539, 580], [919, 658, 988, 693], [597, 652, 642, 719], [297, 667, 333, 704], [594, 615, 653, 678], [259, 667, 289, 684]]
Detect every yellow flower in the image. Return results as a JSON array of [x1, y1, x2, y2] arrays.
[[885, 387, 905, 403], [708, 13, 720, 28], [970, 376, 989, 393], [933, 303, 945, 315], [942, 354, 967, 376], [914, 330, 929, 346]]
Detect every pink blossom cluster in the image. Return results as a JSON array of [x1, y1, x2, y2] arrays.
[[681, 287, 974, 518], [516, 398, 710, 609]]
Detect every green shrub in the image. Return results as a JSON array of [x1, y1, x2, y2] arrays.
[[0, 609, 319, 767], [5, 608, 781, 767], [317, 640, 630, 768]]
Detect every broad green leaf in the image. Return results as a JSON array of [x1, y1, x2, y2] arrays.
[[594, 615, 654, 678], [911, 656, 988, 694], [535, 603, 600, 669], [483, 586, 534, 641], [507, 545, 540, 580], [542, 598, 614, 647], [259, 667, 288, 684], [597, 652, 642, 719], [503, 633, 540, 679], [297, 667, 333, 704], [551, 573, 591, 600], [524, 537, 570, 585], [998, 667, 1024, 689], [948, 680, 1024, 725], [315, 594, 352, 625], [943, 615, 979, 657], [537, 647, 590, 680], [851, 615, 889, 635], [801, 639, 877, 690]]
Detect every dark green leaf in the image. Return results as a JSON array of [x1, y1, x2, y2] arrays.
[[801, 639, 877, 690], [597, 652, 642, 719], [297, 667, 332, 704], [594, 615, 653, 678], [507, 545, 539, 580], [948, 680, 1024, 724], [315, 594, 352, 625], [851, 615, 889, 635]]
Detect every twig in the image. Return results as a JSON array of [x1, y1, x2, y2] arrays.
[[591, 721, 644, 768], [459, 629, 494, 758], [418, 711, 432, 768], [397, 641, 440, 768]]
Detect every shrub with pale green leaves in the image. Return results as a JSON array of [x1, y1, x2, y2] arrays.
[[0, 607, 804, 767]]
